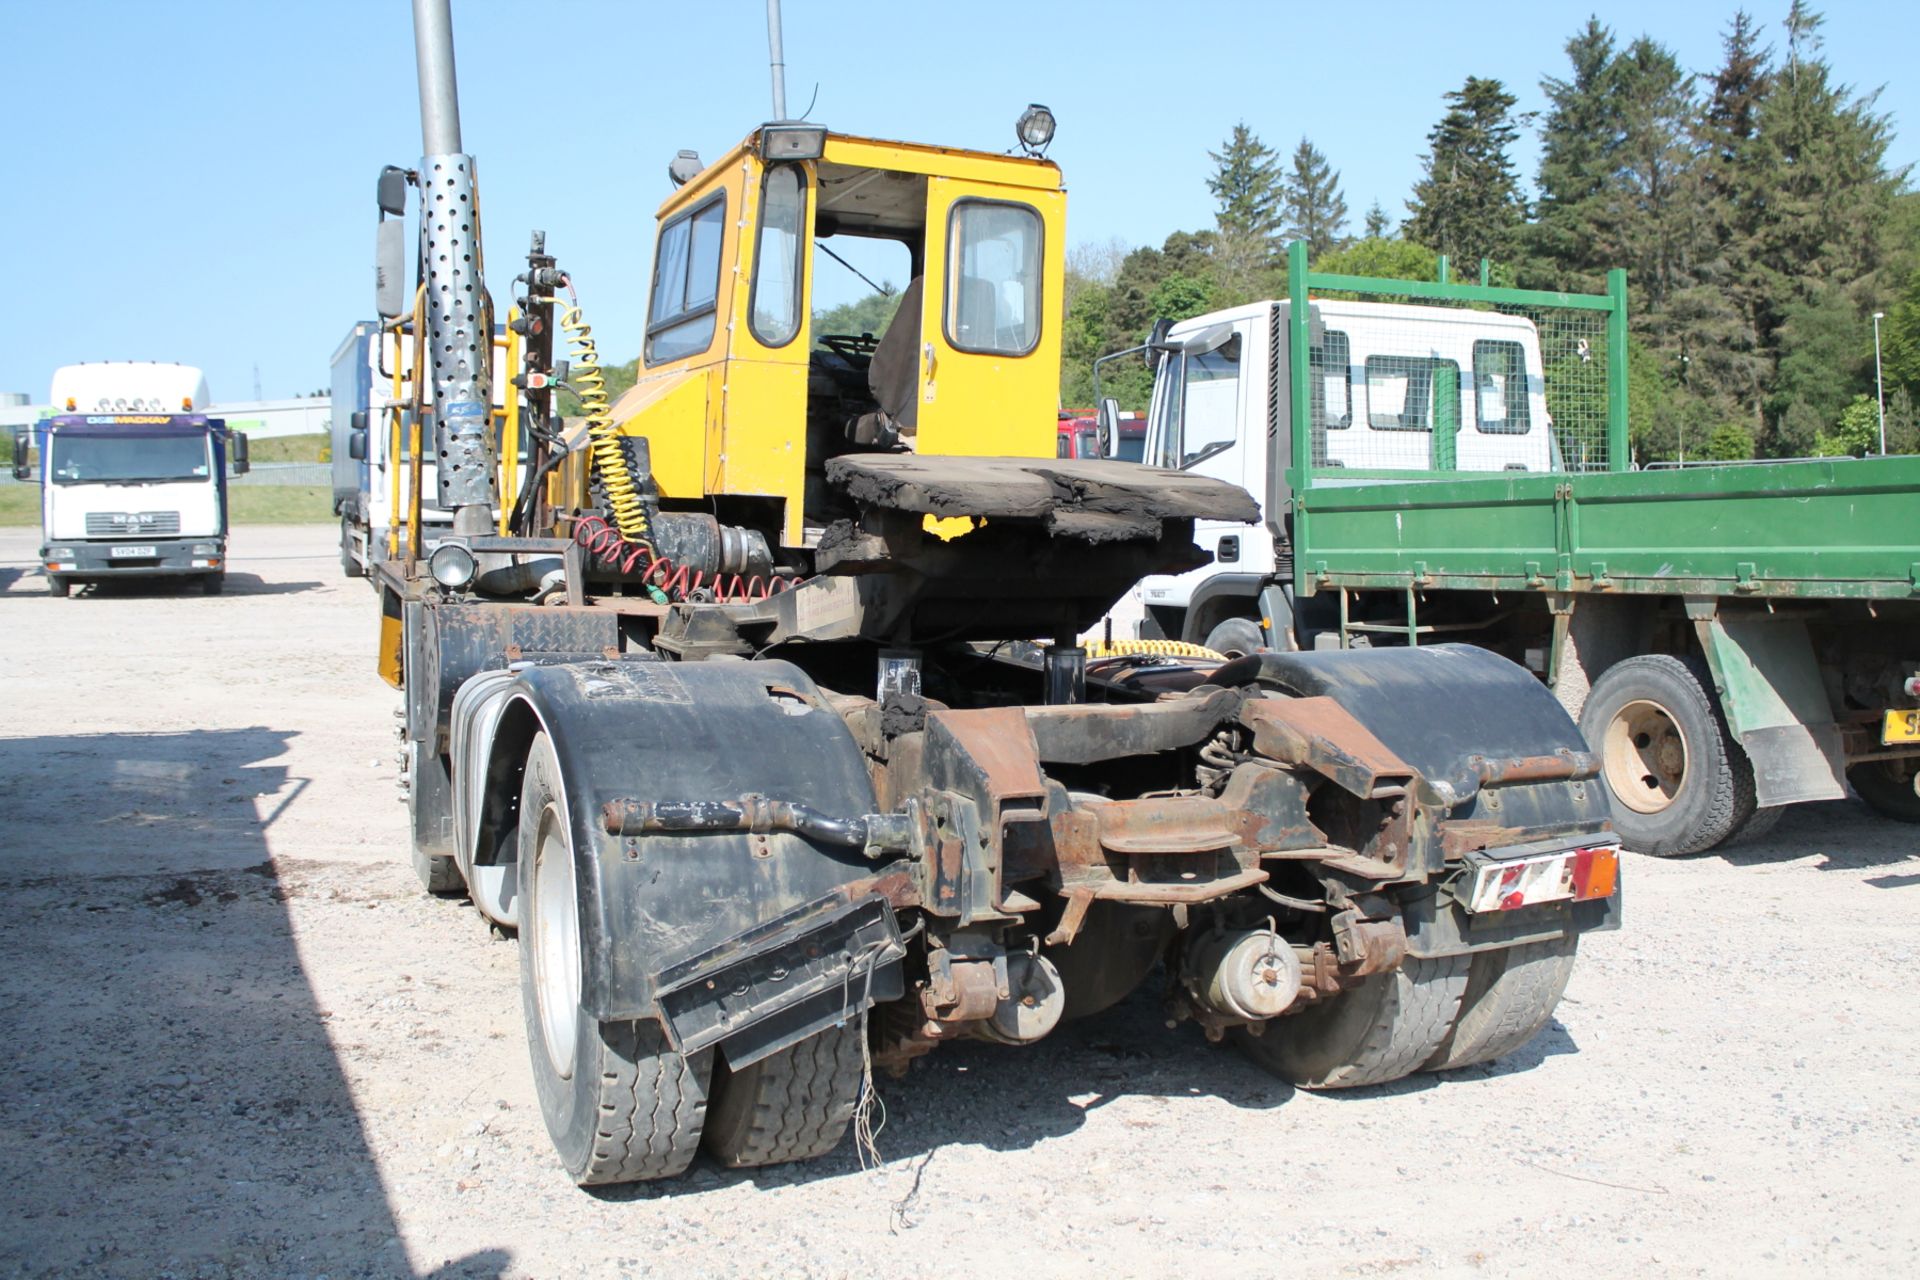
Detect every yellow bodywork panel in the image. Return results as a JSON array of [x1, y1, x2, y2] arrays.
[[917, 177, 1064, 460], [612, 129, 1066, 549]]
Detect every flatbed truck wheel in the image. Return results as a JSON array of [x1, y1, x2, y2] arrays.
[[517, 732, 710, 1184], [1203, 617, 1267, 660], [200, 572, 225, 596], [1235, 954, 1469, 1089], [1580, 655, 1750, 857], [45, 575, 70, 598], [1424, 935, 1577, 1073], [703, 1017, 867, 1169], [1848, 759, 1920, 824]]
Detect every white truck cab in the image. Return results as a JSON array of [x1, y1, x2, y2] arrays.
[[1105, 298, 1553, 651], [14, 363, 249, 597]]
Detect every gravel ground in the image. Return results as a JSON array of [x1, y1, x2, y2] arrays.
[[1, 525, 1916, 1279]]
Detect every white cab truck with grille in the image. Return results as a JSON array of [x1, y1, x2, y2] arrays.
[[1097, 300, 1553, 653], [11, 363, 250, 596]]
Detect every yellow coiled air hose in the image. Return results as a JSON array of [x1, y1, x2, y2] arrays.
[[1083, 638, 1227, 661], [543, 295, 651, 544]]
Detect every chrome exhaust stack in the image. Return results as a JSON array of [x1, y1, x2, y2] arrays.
[[410, 0, 496, 538]]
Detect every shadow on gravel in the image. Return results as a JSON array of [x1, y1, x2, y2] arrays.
[[0, 728, 501, 1278], [1714, 799, 1919, 871], [63, 573, 325, 599], [0, 565, 21, 592], [592, 984, 1300, 1201]]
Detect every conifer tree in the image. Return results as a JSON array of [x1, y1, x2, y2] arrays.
[[1405, 78, 1526, 266], [1280, 138, 1348, 259]]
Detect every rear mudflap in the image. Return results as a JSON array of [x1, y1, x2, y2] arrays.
[[654, 891, 907, 1067]]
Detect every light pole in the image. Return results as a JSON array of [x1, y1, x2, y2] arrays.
[[1873, 311, 1887, 455]]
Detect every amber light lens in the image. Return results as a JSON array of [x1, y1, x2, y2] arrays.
[[1574, 846, 1618, 900]]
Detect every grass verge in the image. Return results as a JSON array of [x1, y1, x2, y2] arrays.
[[0, 485, 335, 526]]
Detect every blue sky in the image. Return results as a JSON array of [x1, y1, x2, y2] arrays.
[[1, 0, 1913, 403]]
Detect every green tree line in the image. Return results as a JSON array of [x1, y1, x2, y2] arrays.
[[1062, 3, 1918, 464]]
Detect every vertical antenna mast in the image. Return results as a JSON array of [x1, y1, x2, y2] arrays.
[[410, 0, 496, 535], [766, 0, 788, 121]]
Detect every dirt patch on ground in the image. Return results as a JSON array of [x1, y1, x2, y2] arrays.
[[1, 526, 1916, 1278]]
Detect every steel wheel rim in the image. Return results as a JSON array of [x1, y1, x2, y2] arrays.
[[1603, 698, 1689, 815], [531, 800, 581, 1080]]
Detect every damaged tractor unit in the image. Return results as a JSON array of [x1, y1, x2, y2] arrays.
[[374, 0, 1621, 1186]]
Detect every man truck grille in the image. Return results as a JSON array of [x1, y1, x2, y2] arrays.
[[86, 512, 182, 537]]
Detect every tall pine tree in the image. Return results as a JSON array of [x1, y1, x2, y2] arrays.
[[1206, 124, 1283, 246], [1280, 138, 1348, 259], [1405, 78, 1526, 266]]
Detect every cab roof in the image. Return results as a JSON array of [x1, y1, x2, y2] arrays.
[[655, 127, 1063, 221]]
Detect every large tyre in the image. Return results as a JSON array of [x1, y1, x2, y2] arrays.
[[1235, 954, 1470, 1089], [703, 1018, 866, 1169], [1203, 617, 1268, 660], [1725, 803, 1788, 846], [199, 572, 225, 596], [1849, 759, 1920, 823], [340, 516, 366, 579], [45, 575, 70, 598], [1424, 935, 1577, 1072], [518, 733, 709, 1184], [1579, 654, 1749, 857], [405, 740, 465, 895]]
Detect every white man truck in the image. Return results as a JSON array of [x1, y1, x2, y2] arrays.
[[11, 362, 250, 597]]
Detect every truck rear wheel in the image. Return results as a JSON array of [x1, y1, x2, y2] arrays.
[[340, 516, 366, 579], [1848, 759, 1920, 823], [45, 575, 70, 598], [1235, 954, 1469, 1089], [1424, 935, 1577, 1073], [518, 732, 710, 1184], [1580, 655, 1748, 856], [703, 1018, 867, 1169]]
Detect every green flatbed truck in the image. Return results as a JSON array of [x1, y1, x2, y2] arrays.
[[1113, 243, 1920, 856]]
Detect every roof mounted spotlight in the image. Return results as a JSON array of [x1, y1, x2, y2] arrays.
[[756, 122, 827, 162], [668, 149, 704, 188], [1016, 103, 1055, 157]]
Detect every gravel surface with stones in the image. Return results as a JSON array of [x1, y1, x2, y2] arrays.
[[1, 525, 1916, 1279]]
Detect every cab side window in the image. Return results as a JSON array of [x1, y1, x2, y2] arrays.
[[749, 167, 806, 348], [1473, 340, 1532, 434], [646, 195, 727, 364], [947, 201, 1042, 355]]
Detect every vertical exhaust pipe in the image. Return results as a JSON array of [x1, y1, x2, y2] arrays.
[[766, 0, 788, 121], [410, 0, 496, 537]]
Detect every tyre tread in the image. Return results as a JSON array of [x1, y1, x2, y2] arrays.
[[1425, 935, 1577, 1072], [704, 1019, 865, 1168]]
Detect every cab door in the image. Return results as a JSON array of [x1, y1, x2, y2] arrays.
[[916, 181, 1065, 459]]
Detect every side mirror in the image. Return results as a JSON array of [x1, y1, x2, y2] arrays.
[[11, 429, 28, 481], [377, 165, 408, 217], [376, 167, 409, 320], [348, 428, 368, 461], [376, 221, 406, 320], [231, 432, 250, 476], [1097, 398, 1121, 457]]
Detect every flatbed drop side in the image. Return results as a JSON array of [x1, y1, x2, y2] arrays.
[[1117, 242, 1920, 856], [369, 0, 1621, 1186]]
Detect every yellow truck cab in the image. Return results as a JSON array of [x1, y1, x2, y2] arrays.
[[607, 123, 1067, 547]]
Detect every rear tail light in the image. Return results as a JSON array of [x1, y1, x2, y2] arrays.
[[1465, 843, 1619, 913]]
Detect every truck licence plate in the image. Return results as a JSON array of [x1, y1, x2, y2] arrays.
[[1883, 710, 1920, 744], [111, 545, 156, 558]]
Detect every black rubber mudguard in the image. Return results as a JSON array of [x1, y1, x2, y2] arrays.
[[508, 658, 904, 1046], [1220, 644, 1611, 833]]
